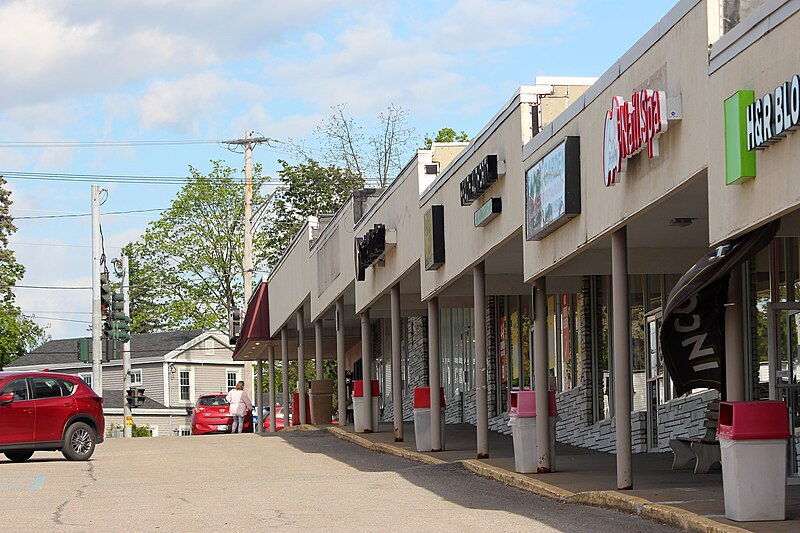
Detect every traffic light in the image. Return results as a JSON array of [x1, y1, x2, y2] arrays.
[[76, 338, 90, 363], [112, 311, 131, 343], [100, 273, 112, 316], [229, 309, 241, 345], [126, 388, 146, 408]]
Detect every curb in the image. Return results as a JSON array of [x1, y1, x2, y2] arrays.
[[281, 424, 321, 433], [325, 427, 446, 465], [320, 427, 749, 533]]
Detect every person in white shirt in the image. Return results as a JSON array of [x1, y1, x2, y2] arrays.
[[225, 381, 253, 433]]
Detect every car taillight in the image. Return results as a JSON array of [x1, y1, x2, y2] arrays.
[[195, 407, 206, 413]]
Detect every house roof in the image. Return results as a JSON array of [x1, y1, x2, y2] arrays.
[[102, 389, 168, 410], [6, 329, 209, 368]]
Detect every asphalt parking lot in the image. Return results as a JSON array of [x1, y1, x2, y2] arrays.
[[0, 431, 678, 532]]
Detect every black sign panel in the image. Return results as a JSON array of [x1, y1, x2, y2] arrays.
[[355, 224, 386, 282], [424, 205, 445, 270], [460, 155, 498, 206], [661, 220, 779, 397]]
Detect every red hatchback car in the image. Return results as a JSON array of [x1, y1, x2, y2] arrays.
[[0, 371, 105, 462], [189, 393, 253, 435]]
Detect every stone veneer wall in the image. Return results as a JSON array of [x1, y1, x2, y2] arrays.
[[656, 389, 720, 451], [382, 316, 428, 423]]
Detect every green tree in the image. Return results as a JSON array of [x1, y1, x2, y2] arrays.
[[125, 161, 271, 333], [262, 159, 364, 270], [423, 127, 470, 149], [0, 176, 48, 368]]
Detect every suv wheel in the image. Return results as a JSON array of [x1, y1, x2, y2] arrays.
[[4, 451, 34, 462], [62, 422, 96, 461]]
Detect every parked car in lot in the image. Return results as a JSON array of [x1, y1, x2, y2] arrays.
[[262, 404, 285, 431], [0, 371, 105, 462], [188, 393, 253, 435]]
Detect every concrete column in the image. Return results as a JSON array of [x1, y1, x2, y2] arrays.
[[336, 298, 347, 428], [428, 297, 442, 451], [725, 266, 745, 401], [612, 227, 633, 490], [533, 278, 551, 472], [297, 308, 307, 425], [281, 328, 290, 425], [268, 346, 276, 433], [474, 262, 489, 459], [390, 284, 403, 442], [360, 310, 373, 432], [256, 359, 263, 434], [315, 320, 324, 381]]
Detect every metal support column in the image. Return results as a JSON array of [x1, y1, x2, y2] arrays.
[[281, 328, 290, 425], [256, 359, 263, 434], [269, 346, 276, 433], [725, 266, 745, 401], [360, 310, 373, 432], [612, 227, 632, 490], [315, 320, 324, 380], [297, 308, 307, 425], [391, 283, 403, 442], [534, 277, 551, 472], [428, 297, 442, 451], [474, 263, 489, 459], [336, 298, 347, 428]]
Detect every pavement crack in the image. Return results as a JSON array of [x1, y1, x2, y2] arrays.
[[51, 462, 98, 527]]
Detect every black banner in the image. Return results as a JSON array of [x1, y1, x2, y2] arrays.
[[661, 220, 779, 397]]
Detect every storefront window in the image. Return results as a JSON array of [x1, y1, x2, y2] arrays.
[[592, 276, 612, 420], [630, 275, 647, 412], [439, 307, 475, 399]]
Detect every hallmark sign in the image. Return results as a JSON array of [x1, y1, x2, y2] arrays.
[[460, 154, 498, 206], [603, 90, 669, 187]]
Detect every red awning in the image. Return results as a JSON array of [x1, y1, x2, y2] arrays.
[[232, 282, 271, 361]]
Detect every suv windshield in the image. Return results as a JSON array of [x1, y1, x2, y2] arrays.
[[198, 396, 228, 407]]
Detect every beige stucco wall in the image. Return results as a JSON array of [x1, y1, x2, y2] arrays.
[[267, 222, 313, 334], [522, 0, 711, 282], [310, 199, 356, 321], [419, 93, 534, 300], [707, 6, 800, 243]]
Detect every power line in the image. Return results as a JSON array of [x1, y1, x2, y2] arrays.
[[29, 316, 92, 324], [13, 285, 91, 290], [0, 139, 227, 148], [15, 207, 165, 220], [1, 170, 285, 186]]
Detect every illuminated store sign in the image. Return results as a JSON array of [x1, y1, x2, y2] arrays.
[[603, 90, 668, 187], [746, 74, 800, 150], [526, 137, 580, 241], [724, 75, 800, 185], [460, 155, 499, 206]]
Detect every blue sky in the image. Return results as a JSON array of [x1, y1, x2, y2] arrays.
[[1, 0, 676, 339]]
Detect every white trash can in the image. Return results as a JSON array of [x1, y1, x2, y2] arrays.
[[508, 415, 537, 473], [413, 387, 446, 451], [352, 380, 380, 433], [718, 401, 790, 522]]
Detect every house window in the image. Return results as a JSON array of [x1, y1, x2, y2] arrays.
[[179, 370, 191, 402], [227, 371, 238, 391], [79, 373, 93, 390], [130, 370, 142, 386], [204, 338, 215, 356]]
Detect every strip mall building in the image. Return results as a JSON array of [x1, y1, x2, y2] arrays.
[[234, 0, 800, 488]]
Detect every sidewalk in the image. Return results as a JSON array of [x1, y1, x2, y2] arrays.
[[322, 421, 799, 533]]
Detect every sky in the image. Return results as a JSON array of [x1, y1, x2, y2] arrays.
[[1, 0, 677, 340]]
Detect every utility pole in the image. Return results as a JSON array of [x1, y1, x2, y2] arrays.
[[91, 185, 103, 395], [225, 132, 271, 402], [121, 255, 131, 438]]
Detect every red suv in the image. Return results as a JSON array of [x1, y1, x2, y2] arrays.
[[189, 393, 253, 435], [0, 371, 105, 462]]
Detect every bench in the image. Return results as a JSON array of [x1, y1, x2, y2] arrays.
[[669, 399, 721, 474]]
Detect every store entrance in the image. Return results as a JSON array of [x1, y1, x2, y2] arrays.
[[767, 302, 800, 480]]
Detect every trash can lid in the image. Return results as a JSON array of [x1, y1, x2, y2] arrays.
[[413, 387, 446, 408], [509, 390, 556, 417], [717, 401, 790, 440], [352, 380, 380, 397]]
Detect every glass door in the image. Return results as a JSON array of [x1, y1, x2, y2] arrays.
[[646, 313, 667, 450], [767, 302, 800, 479]]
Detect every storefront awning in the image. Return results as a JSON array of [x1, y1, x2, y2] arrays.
[[232, 282, 271, 361], [661, 220, 779, 397]]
